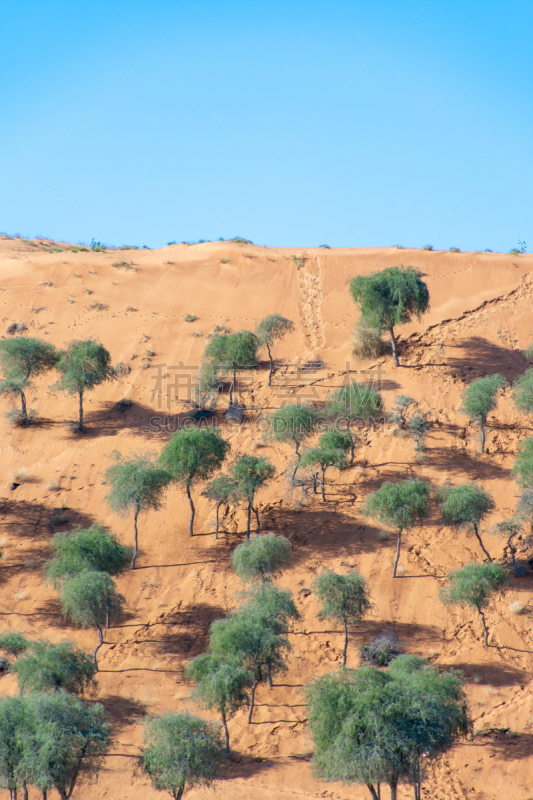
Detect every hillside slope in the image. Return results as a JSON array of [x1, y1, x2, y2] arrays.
[[1, 235, 533, 799]]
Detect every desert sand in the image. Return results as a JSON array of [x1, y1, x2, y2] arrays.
[[1, 235, 533, 799]]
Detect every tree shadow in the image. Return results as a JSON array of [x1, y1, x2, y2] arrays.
[[259, 507, 381, 566], [61, 402, 194, 440], [150, 602, 227, 660], [475, 730, 533, 760], [445, 662, 528, 686], [422, 445, 512, 481], [356, 620, 440, 650], [444, 337, 528, 382], [224, 753, 280, 780], [99, 695, 148, 730], [0, 499, 97, 584]]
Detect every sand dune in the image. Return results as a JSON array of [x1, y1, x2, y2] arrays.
[[1, 234, 533, 798]]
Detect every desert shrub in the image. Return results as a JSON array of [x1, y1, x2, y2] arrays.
[[231, 533, 291, 582], [359, 631, 401, 666], [0, 632, 29, 657], [352, 314, 386, 359], [46, 523, 133, 587], [60, 571, 124, 665], [305, 656, 469, 800], [326, 382, 382, 465]]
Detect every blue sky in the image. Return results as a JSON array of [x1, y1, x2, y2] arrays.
[[1, 0, 532, 251]]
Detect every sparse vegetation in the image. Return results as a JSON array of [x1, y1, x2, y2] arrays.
[[12, 639, 97, 695], [184, 313, 197, 323], [306, 656, 469, 800], [203, 330, 260, 405], [512, 437, 533, 488], [202, 474, 242, 538], [46, 523, 133, 586], [326, 382, 382, 464]]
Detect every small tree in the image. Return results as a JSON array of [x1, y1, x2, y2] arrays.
[[255, 314, 295, 385], [141, 712, 224, 800], [12, 640, 97, 696], [512, 437, 533, 488], [0, 696, 27, 800], [388, 395, 416, 430], [326, 382, 382, 465], [491, 518, 526, 576], [512, 368, 533, 414], [461, 374, 505, 453], [437, 483, 495, 562], [210, 585, 297, 721], [46, 523, 133, 585], [239, 582, 299, 689], [203, 330, 260, 405], [0, 337, 57, 425], [201, 474, 242, 538], [230, 455, 275, 538], [306, 657, 469, 800], [349, 266, 429, 367], [105, 454, 171, 569], [363, 478, 430, 577], [185, 655, 250, 756], [60, 571, 124, 665], [269, 403, 317, 482], [159, 428, 230, 537], [301, 431, 350, 501], [440, 562, 509, 646], [231, 533, 291, 583], [23, 692, 111, 800], [312, 570, 371, 667], [55, 339, 115, 432], [0, 632, 29, 657]]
